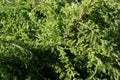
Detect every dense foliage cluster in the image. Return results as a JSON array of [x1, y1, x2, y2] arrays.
[[0, 0, 120, 80]]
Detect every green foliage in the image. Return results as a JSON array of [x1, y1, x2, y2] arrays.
[[0, 0, 120, 80]]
